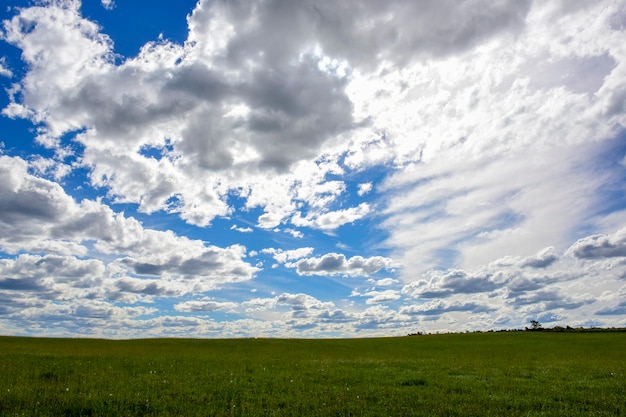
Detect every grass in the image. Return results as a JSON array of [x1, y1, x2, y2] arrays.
[[0, 332, 625, 416]]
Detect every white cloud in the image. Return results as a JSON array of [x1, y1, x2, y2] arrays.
[[357, 182, 372, 196], [282, 228, 304, 238], [292, 253, 395, 277], [567, 227, 626, 259], [0, 57, 12, 78], [174, 299, 238, 312], [261, 247, 314, 264], [367, 1, 626, 278], [231, 224, 253, 233], [100, 0, 114, 10], [521, 247, 559, 269], [363, 290, 401, 304], [0, 0, 537, 235], [293, 203, 370, 231], [0, 1, 360, 231], [0, 155, 259, 295], [1, 0, 626, 337], [368, 278, 398, 287], [3, 226, 626, 337]]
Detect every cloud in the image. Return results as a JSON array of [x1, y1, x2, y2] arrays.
[[402, 270, 509, 299], [0, 57, 12, 78], [0, 0, 534, 235], [242, 292, 338, 317], [261, 247, 314, 264], [276, 293, 334, 311], [204, 0, 531, 67], [282, 228, 304, 238], [295, 203, 371, 231], [368, 278, 399, 287], [357, 182, 373, 196], [596, 300, 626, 316], [521, 247, 559, 268], [0, 0, 362, 231], [293, 253, 395, 277], [567, 227, 626, 259], [507, 290, 592, 311], [362, 290, 401, 304], [174, 299, 238, 312], [100, 0, 114, 10], [0, 155, 258, 297], [401, 300, 493, 316], [2, 1, 626, 338], [231, 224, 253, 233]]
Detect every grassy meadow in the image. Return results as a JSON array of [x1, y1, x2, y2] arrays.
[[0, 332, 625, 416]]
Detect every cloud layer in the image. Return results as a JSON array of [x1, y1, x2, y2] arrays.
[[0, 0, 625, 337]]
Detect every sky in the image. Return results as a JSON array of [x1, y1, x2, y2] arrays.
[[0, 0, 626, 338]]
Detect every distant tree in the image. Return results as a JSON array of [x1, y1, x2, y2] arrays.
[[530, 320, 542, 330]]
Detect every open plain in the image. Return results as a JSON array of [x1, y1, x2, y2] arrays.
[[0, 331, 625, 416]]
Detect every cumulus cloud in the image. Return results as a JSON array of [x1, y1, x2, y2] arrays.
[[282, 228, 304, 238], [100, 0, 114, 10], [293, 203, 371, 231], [0, 57, 12, 78], [368, 278, 398, 287], [0, 0, 536, 235], [567, 227, 626, 259], [362, 290, 401, 304], [242, 292, 339, 323], [261, 247, 314, 264], [293, 253, 395, 277], [402, 270, 509, 299], [0, 155, 258, 299], [2, 0, 626, 337], [0, 0, 363, 230], [521, 247, 559, 268], [357, 182, 372, 196], [596, 300, 626, 316], [174, 299, 238, 312], [231, 224, 253, 233], [401, 300, 494, 316]]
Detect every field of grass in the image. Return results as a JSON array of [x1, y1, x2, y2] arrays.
[[0, 332, 625, 416]]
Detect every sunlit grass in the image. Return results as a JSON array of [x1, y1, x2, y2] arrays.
[[0, 332, 624, 416]]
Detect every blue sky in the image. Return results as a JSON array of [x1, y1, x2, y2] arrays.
[[1, 0, 626, 338]]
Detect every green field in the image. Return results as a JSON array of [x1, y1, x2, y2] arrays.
[[0, 332, 625, 416]]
